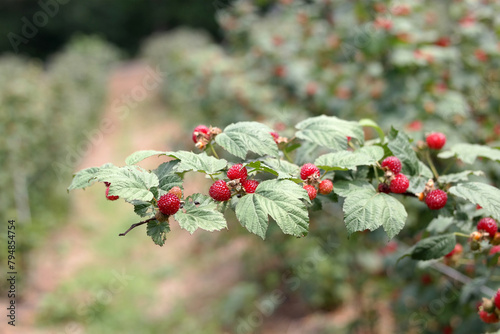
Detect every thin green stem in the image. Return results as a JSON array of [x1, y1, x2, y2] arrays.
[[208, 174, 215, 182], [373, 165, 379, 182], [283, 149, 293, 163], [209, 143, 219, 159], [454, 232, 471, 238], [425, 149, 439, 179]]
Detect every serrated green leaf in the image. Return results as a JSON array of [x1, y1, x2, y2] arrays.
[[167, 151, 227, 175], [174, 194, 227, 234], [315, 146, 384, 171], [68, 163, 114, 191], [130, 200, 154, 217], [449, 182, 500, 221], [407, 162, 434, 193], [261, 158, 300, 179], [147, 220, 170, 246], [125, 150, 165, 165], [410, 234, 456, 260], [387, 128, 419, 175], [438, 144, 500, 164], [295, 115, 364, 150], [246, 161, 280, 176], [235, 180, 310, 239], [334, 180, 375, 197], [97, 166, 159, 201], [426, 216, 454, 233], [342, 188, 407, 239], [359, 119, 385, 142], [153, 161, 183, 191], [215, 122, 279, 159], [438, 170, 484, 184]]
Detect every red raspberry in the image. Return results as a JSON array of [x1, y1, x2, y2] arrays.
[[168, 186, 183, 200], [319, 179, 333, 195], [479, 310, 499, 324], [494, 289, 500, 309], [390, 174, 409, 194], [381, 156, 402, 174], [157, 193, 181, 215], [445, 243, 463, 258], [300, 163, 320, 180], [477, 217, 498, 238], [270, 132, 279, 144], [105, 187, 119, 201], [242, 180, 259, 193], [426, 132, 446, 150], [227, 164, 248, 181], [425, 189, 448, 210], [303, 185, 317, 200], [209, 180, 232, 201], [378, 183, 391, 194], [192, 124, 209, 143]]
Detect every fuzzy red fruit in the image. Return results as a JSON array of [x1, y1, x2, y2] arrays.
[[192, 125, 209, 143], [157, 193, 181, 215], [209, 180, 232, 201], [378, 183, 390, 194], [242, 180, 259, 194], [494, 289, 500, 309], [426, 132, 446, 150], [303, 185, 317, 200], [227, 164, 248, 181], [477, 217, 498, 238], [319, 180, 333, 195], [381, 156, 402, 174], [390, 174, 409, 193], [425, 189, 448, 210], [168, 186, 183, 200], [445, 243, 463, 258], [479, 310, 499, 324], [105, 187, 119, 201], [300, 163, 320, 180]]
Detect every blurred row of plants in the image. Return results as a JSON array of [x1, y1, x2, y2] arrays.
[[140, 0, 500, 332], [0, 35, 120, 290]]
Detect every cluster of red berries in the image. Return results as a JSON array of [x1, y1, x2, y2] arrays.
[[192, 124, 222, 149], [300, 163, 333, 200], [378, 156, 409, 194], [209, 164, 259, 202], [470, 217, 500, 251], [478, 289, 500, 323]]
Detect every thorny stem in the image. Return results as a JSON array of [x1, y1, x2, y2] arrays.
[[119, 217, 156, 236], [425, 149, 440, 179]]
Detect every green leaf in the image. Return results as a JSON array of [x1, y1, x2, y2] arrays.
[[438, 170, 484, 184], [146, 220, 170, 246], [410, 234, 456, 261], [426, 216, 454, 233], [449, 182, 500, 221], [359, 119, 385, 142], [153, 161, 183, 191], [387, 128, 419, 175], [131, 200, 154, 217], [68, 163, 114, 191], [174, 194, 227, 234], [315, 146, 384, 171], [167, 151, 227, 175], [342, 188, 407, 239], [261, 158, 300, 179], [125, 150, 165, 165], [334, 180, 375, 197], [438, 144, 500, 164], [235, 180, 310, 239], [215, 122, 279, 159], [97, 166, 159, 201], [295, 115, 364, 150]]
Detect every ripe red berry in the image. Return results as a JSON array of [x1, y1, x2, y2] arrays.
[[381, 156, 402, 174], [192, 125, 209, 143], [105, 187, 119, 201], [157, 193, 181, 215], [242, 179, 259, 193], [300, 163, 320, 180], [303, 185, 317, 200], [319, 179, 333, 195], [378, 183, 391, 194], [209, 180, 232, 201], [227, 164, 248, 181], [479, 310, 499, 324], [425, 189, 448, 210], [477, 217, 498, 238], [426, 132, 446, 150], [168, 186, 183, 199], [445, 243, 463, 258], [390, 174, 409, 193], [494, 289, 500, 309]]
